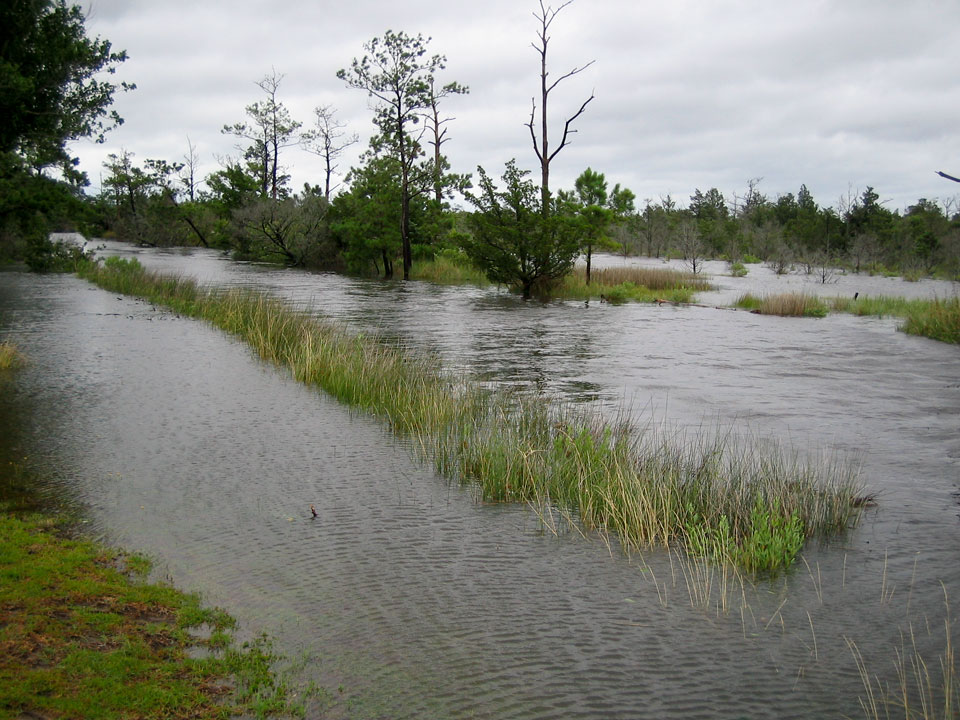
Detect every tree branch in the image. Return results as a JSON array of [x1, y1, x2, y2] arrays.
[[546, 60, 596, 94], [526, 99, 543, 162], [547, 91, 594, 163]]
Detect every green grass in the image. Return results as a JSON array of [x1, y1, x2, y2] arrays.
[[901, 297, 960, 344], [736, 292, 829, 318], [828, 295, 960, 344], [410, 252, 491, 286], [76, 257, 863, 575], [0, 342, 25, 370], [735, 292, 960, 344], [0, 509, 312, 719]]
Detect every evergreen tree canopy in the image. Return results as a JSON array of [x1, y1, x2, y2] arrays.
[[1, 0, 132, 179]]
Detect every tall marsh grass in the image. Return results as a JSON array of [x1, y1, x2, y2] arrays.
[[78, 257, 864, 575], [559, 266, 713, 304], [737, 293, 829, 318], [900, 298, 960, 345], [828, 294, 959, 344], [410, 253, 491, 286]]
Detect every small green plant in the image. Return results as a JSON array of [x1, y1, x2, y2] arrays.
[[742, 254, 762, 264], [729, 261, 748, 277], [734, 500, 804, 576]]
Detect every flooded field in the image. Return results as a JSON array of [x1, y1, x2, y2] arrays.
[[1, 243, 957, 718]]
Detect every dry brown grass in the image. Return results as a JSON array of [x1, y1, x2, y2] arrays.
[[737, 293, 829, 318], [574, 265, 713, 291]]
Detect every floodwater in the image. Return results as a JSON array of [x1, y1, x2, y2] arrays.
[[1, 239, 958, 719]]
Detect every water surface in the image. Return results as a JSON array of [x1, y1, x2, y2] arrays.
[[1, 246, 958, 718]]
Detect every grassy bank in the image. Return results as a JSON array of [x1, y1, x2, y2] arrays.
[[410, 253, 491, 286], [0, 509, 312, 719], [735, 292, 960, 344], [848, 585, 958, 720], [77, 257, 863, 575], [828, 294, 960, 344]]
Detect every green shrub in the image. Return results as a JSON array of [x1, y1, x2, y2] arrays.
[[24, 238, 95, 273]]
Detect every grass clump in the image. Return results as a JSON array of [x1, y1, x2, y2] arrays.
[[827, 294, 960, 344], [77, 258, 863, 576], [737, 292, 829, 318], [437, 402, 860, 576], [0, 342, 25, 370], [0, 510, 311, 719], [410, 250, 491, 286], [557, 266, 712, 304]]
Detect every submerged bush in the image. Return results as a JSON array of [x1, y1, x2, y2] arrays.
[[24, 237, 95, 273]]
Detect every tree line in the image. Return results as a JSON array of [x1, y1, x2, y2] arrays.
[[3, 1, 958, 290]]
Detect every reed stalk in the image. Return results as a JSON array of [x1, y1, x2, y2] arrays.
[[0, 341, 26, 370], [848, 585, 958, 720]]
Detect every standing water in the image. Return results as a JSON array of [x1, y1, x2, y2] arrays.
[[1, 241, 958, 718]]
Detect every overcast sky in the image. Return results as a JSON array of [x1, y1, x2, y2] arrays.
[[73, 0, 960, 213]]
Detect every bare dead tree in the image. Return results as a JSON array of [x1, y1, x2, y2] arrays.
[[180, 136, 199, 202], [423, 76, 468, 203], [303, 105, 358, 200], [526, 0, 595, 216]]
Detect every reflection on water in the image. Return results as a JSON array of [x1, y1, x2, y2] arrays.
[[1, 247, 958, 719]]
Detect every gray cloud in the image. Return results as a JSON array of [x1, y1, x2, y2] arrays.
[[74, 0, 960, 212]]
